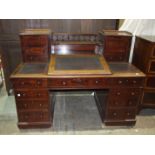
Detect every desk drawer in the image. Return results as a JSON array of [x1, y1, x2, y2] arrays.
[[112, 78, 144, 87], [15, 89, 49, 100], [16, 100, 49, 110], [12, 79, 47, 89], [24, 47, 48, 55], [48, 78, 110, 89], [106, 108, 136, 120], [18, 110, 50, 122], [110, 88, 141, 99], [21, 35, 48, 47], [108, 98, 138, 108]]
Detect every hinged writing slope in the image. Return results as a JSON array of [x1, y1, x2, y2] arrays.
[[48, 54, 112, 76]]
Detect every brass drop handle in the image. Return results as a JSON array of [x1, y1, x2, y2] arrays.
[[133, 80, 137, 84], [39, 103, 42, 107], [24, 103, 27, 107]]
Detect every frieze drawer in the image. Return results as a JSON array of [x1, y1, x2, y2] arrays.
[[12, 79, 47, 89], [48, 78, 110, 89]]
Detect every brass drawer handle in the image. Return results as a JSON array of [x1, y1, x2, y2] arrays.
[[127, 112, 131, 116], [118, 80, 122, 84], [37, 81, 41, 85], [117, 92, 121, 96], [128, 101, 133, 105], [24, 103, 27, 107], [95, 80, 99, 84], [131, 92, 135, 96], [39, 103, 42, 107], [114, 102, 118, 105], [21, 82, 25, 85], [17, 93, 21, 97], [133, 80, 137, 84], [37, 93, 41, 97], [23, 93, 26, 97], [62, 81, 67, 85], [113, 112, 117, 116]]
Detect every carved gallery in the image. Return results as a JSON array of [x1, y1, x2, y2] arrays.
[[0, 19, 155, 134]]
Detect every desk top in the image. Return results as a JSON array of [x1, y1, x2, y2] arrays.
[[10, 54, 145, 78]]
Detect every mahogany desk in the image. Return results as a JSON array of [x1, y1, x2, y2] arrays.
[[11, 54, 145, 129]]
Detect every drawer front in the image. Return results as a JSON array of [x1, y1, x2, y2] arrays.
[[145, 76, 155, 88], [106, 108, 124, 120], [104, 53, 126, 61], [16, 100, 49, 110], [108, 98, 138, 108], [12, 79, 47, 89], [48, 78, 110, 89], [110, 88, 141, 99], [124, 108, 136, 119], [112, 78, 144, 87], [104, 36, 131, 53], [15, 90, 49, 100], [21, 35, 48, 47], [24, 47, 48, 55], [18, 111, 50, 122], [106, 108, 136, 120]]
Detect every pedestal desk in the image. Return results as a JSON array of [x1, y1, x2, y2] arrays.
[[11, 54, 145, 128]]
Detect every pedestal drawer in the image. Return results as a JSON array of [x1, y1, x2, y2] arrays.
[[16, 100, 49, 110], [106, 108, 136, 120], [112, 78, 144, 87], [15, 89, 49, 100], [18, 110, 51, 122], [108, 98, 138, 108]]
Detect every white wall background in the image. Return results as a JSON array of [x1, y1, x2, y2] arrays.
[[119, 19, 155, 62]]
